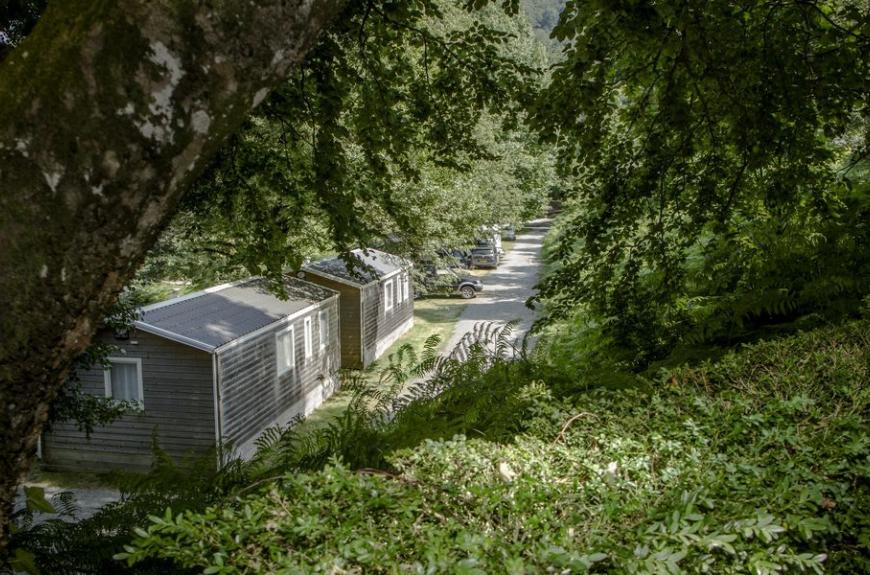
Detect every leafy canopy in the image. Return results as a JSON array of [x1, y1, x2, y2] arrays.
[[141, 0, 553, 289], [533, 0, 869, 362]]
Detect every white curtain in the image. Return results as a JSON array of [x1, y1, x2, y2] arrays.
[[319, 311, 327, 349], [276, 329, 294, 372], [111, 362, 140, 401], [304, 317, 313, 358]]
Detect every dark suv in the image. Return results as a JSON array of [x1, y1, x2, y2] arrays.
[[420, 268, 483, 299]]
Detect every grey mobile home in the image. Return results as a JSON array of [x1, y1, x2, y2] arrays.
[[42, 277, 340, 471], [301, 249, 413, 369]]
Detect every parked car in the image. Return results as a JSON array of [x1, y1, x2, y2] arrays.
[[470, 245, 499, 269], [501, 225, 516, 241], [420, 268, 483, 299], [477, 225, 504, 255]]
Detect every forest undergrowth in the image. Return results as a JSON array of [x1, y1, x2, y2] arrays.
[[14, 317, 867, 574]]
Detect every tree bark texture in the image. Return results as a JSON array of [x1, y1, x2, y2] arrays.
[[0, 0, 344, 556]]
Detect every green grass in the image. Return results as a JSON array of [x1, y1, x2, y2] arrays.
[[135, 280, 196, 305], [394, 297, 469, 354]]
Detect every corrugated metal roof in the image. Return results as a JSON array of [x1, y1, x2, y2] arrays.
[[135, 277, 335, 352], [302, 248, 410, 286]]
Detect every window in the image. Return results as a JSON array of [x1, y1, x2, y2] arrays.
[[318, 310, 328, 352], [303, 316, 313, 361], [104, 357, 143, 406], [276, 326, 295, 375], [396, 273, 404, 303], [384, 279, 394, 313], [402, 273, 410, 302]]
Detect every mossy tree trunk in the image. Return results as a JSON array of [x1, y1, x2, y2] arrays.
[[0, 0, 344, 554]]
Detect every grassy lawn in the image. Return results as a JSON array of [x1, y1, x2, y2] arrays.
[[387, 297, 469, 356]]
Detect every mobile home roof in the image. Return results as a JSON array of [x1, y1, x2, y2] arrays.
[[134, 277, 335, 352], [302, 248, 410, 286]]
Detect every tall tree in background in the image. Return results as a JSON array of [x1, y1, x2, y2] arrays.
[[534, 0, 869, 363]]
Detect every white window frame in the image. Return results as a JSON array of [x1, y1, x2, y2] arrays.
[[384, 279, 394, 314], [103, 357, 144, 407], [276, 325, 295, 376], [318, 310, 328, 352], [402, 273, 410, 302], [303, 315, 314, 361]]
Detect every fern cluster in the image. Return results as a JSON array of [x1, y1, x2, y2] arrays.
[[247, 321, 532, 475], [118, 320, 869, 573]]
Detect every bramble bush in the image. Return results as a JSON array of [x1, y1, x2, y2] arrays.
[[117, 320, 869, 573]]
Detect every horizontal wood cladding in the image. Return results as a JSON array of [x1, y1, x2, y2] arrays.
[[302, 273, 363, 369], [42, 330, 216, 471], [217, 297, 340, 450], [361, 274, 414, 366]]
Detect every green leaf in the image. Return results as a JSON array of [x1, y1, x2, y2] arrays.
[[11, 549, 41, 575], [24, 486, 56, 514]]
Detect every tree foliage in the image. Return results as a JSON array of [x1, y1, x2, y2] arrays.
[[0, 0, 46, 61], [143, 0, 552, 287], [533, 0, 869, 364]]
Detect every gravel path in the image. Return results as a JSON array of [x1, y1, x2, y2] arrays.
[[443, 219, 550, 356]]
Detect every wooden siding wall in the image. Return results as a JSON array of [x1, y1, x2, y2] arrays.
[[361, 272, 414, 366], [42, 331, 216, 471], [302, 274, 362, 368], [217, 297, 340, 453]]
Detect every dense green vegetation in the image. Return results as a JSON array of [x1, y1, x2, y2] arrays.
[[533, 0, 869, 366], [105, 320, 868, 573], [135, 1, 554, 291], [5, 0, 869, 572], [12, 319, 868, 573]]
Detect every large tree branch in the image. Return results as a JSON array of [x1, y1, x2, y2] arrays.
[[0, 0, 345, 555]]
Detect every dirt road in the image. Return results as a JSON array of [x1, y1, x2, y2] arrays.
[[443, 219, 550, 355]]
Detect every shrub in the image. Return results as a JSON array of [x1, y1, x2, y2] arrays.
[[119, 320, 870, 573]]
